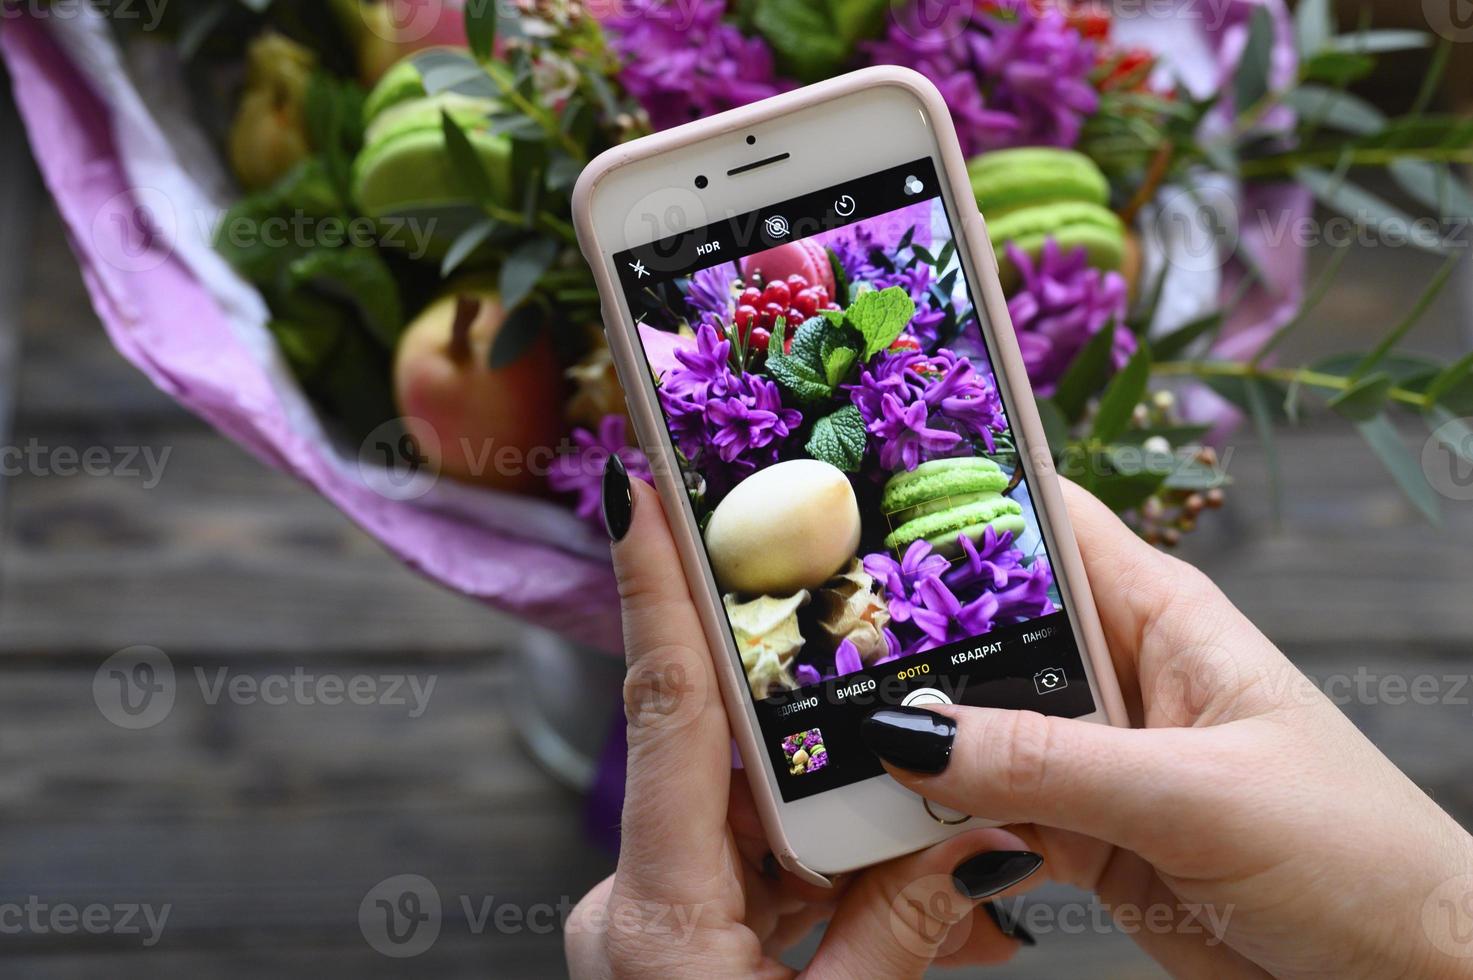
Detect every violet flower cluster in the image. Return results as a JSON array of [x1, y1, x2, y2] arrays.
[[658, 322, 802, 493], [848, 349, 1007, 472], [548, 414, 652, 523], [864, 527, 1055, 657], [1006, 239, 1133, 397], [605, 0, 792, 131], [865, 0, 1100, 155]]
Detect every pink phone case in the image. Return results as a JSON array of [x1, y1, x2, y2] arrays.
[[573, 65, 1130, 888]]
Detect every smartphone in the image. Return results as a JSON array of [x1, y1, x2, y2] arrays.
[[574, 66, 1127, 885]]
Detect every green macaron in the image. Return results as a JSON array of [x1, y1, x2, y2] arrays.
[[968, 147, 1110, 219], [883, 495, 1027, 557], [988, 201, 1125, 288], [881, 457, 1011, 524]]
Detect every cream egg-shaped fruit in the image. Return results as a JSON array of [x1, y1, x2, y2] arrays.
[[705, 459, 861, 597]]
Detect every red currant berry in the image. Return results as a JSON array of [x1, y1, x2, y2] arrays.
[[792, 289, 819, 319], [786, 274, 808, 291], [734, 304, 758, 330], [761, 281, 791, 308], [739, 287, 762, 307], [749, 327, 771, 350]]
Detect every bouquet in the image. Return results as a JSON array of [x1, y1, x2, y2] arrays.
[[5, 0, 1471, 652]]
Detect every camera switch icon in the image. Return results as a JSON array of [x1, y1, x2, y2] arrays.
[[1034, 668, 1068, 695]]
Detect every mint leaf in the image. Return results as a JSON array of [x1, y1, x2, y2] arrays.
[[845, 286, 916, 360], [824, 347, 857, 387], [806, 405, 868, 472], [767, 325, 834, 404]]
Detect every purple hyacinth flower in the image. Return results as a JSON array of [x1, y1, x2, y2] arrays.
[[864, 540, 950, 624], [871, 393, 965, 472], [1006, 239, 1133, 397], [834, 639, 863, 678], [865, 0, 1100, 155], [549, 414, 652, 524], [606, 0, 794, 131]]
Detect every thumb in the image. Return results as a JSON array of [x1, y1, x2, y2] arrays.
[[862, 704, 1229, 861]]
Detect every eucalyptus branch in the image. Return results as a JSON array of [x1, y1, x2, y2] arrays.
[[1153, 360, 1430, 408], [1238, 146, 1473, 179]]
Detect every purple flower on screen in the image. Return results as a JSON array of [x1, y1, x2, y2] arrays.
[[658, 323, 801, 493], [606, 0, 793, 131], [549, 414, 652, 524], [685, 262, 739, 328], [1006, 239, 1133, 397], [849, 349, 1007, 472], [864, 540, 950, 624]]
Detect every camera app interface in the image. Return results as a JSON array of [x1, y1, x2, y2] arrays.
[[615, 159, 1097, 802]]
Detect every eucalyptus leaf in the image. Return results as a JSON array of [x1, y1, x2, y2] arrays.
[[440, 219, 497, 278], [1326, 30, 1431, 55], [465, 0, 497, 61], [1283, 86, 1384, 135], [1154, 310, 1223, 360], [1234, 6, 1275, 117], [500, 237, 559, 311], [1389, 161, 1473, 222], [1327, 372, 1393, 421], [441, 111, 495, 203], [1293, 0, 1333, 56], [1294, 167, 1448, 254], [1242, 376, 1282, 522], [489, 301, 545, 369], [1053, 320, 1118, 423], [1092, 344, 1151, 444], [1424, 352, 1473, 407], [1357, 416, 1442, 524]]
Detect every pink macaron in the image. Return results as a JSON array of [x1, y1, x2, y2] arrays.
[[739, 240, 836, 295]]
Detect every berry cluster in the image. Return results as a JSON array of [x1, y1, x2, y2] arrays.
[[732, 274, 839, 350]]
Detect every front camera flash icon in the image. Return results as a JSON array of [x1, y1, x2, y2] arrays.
[[903, 175, 924, 196], [764, 215, 790, 238]]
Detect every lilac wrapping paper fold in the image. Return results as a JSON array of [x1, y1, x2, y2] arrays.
[[1, 15, 623, 653]]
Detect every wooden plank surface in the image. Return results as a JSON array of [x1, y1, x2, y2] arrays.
[[1, 184, 1471, 978]]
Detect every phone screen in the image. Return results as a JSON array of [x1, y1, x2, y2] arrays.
[[614, 158, 1097, 802]]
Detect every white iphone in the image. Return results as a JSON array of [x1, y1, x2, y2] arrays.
[[574, 66, 1127, 885]]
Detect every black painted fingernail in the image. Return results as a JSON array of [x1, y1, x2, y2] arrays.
[[859, 706, 955, 774], [601, 454, 632, 542], [761, 852, 781, 881], [954, 851, 1044, 901], [981, 901, 1037, 946]]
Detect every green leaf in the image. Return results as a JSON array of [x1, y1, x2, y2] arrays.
[[1092, 343, 1152, 444], [1234, 6, 1275, 116], [1389, 161, 1473, 222], [1282, 86, 1384, 135], [1294, 0, 1333, 56], [499, 237, 559, 311], [489, 301, 544, 369], [1326, 30, 1431, 55], [824, 347, 858, 388], [1242, 376, 1282, 522], [465, 0, 497, 61], [285, 247, 404, 350], [806, 405, 868, 472], [766, 323, 834, 405], [1053, 320, 1119, 423], [1034, 398, 1069, 457], [826, 246, 850, 308], [1294, 168, 1449, 254], [1154, 310, 1224, 361], [441, 219, 497, 278], [1301, 50, 1375, 86], [441, 111, 495, 203], [1327, 372, 1393, 421], [1357, 416, 1442, 524], [1423, 352, 1473, 407], [844, 286, 916, 360], [751, 0, 885, 82]]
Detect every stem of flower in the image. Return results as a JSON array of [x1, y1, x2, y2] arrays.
[[1152, 360, 1430, 409]]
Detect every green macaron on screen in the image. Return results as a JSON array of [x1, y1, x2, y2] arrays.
[[617, 159, 1097, 802]]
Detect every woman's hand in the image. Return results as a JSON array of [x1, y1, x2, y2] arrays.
[[565, 461, 1045, 978], [861, 481, 1473, 979]]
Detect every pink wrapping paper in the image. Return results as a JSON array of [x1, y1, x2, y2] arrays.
[[2, 17, 623, 653]]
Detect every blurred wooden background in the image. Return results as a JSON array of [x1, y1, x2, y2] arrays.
[[2, 25, 1473, 979]]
